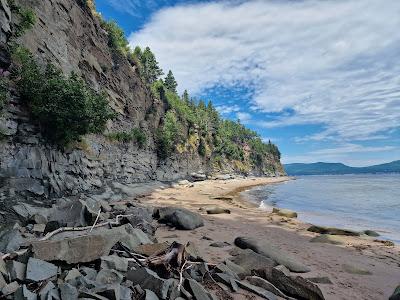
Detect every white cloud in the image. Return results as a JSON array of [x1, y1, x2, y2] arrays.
[[129, 0, 400, 143], [236, 112, 251, 122]]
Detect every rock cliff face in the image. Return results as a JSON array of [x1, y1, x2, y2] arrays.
[[0, 0, 284, 205]]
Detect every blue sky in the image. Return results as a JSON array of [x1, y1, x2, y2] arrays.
[[96, 0, 400, 166]]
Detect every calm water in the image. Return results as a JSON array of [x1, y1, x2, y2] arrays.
[[243, 174, 400, 242]]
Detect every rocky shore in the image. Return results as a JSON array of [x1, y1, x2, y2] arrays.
[[0, 176, 399, 300]]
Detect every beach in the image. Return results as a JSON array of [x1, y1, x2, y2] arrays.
[[143, 177, 400, 300]]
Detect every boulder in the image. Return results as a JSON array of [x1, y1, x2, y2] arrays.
[[1, 281, 20, 296], [32, 225, 141, 264], [272, 208, 297, 218], [307, 225, 360, 236], [199, 206, 231, 214], [191, 173, 207, 181], [186, 278, 211, 300], [267, 265, 325, 300], [145, 289, 160, 300], [234, 237, 310, 273], [363, 230, 380, 237], [26, 258, 58, 282], [230, 249, 276, 275], [155, 207, 204, 230]]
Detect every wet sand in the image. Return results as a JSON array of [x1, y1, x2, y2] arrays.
[[143, 177, 400, 300]]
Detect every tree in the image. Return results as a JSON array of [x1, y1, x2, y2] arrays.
[[141, 47, 163, 84], [182, 90, 190, 105], [164, 70, 178, 94]]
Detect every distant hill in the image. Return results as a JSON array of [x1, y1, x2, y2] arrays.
[[284, 160, 400, 175]]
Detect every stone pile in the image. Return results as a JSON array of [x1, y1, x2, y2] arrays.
[[0, 197, 326, 300]]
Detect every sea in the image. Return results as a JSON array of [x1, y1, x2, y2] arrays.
[[242, 174, 400, 243]]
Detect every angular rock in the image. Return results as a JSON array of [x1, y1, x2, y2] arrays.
[[127, 268, 170, 299], [268, 265, 325, 300], [100, 255, 129, 272], [31, 225, 140, 263], [7, 260, 26, 281], [0, 228, 25, 252], [306, 277, 333, 284], [96, 269, 123, 285], [230, 249, 276, 275], [186, 278, 210, 300], [215, 263, 240, 280], [247, 276, 290, 299], [214, 273, 239, 292], [236, 280, 278, 300], [2, 281, 20, 296], [59, 283, 78, 300], [15, 285, 37, 300], [145, 289, 159, 300], [155, 207, 204, 230], [92, 285, 121, 300], [0, 273, 6, 289], [26, 258, 58, 282], [38, 281, 56, 299], [224, 260, 246, 280], [272, 208, 297, 218], [64, 268, 81, 282], [81, 267, 98, 281], [307, 225, 360, 236], [234, 237, 310, 273]]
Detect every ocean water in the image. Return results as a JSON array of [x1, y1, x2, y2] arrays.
[[242, 174, 400, 243]]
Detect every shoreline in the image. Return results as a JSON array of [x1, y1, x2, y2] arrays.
[[144, 176, 400, 299]]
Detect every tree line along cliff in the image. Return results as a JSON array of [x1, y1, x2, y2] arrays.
[[0, 0, 285, 201]]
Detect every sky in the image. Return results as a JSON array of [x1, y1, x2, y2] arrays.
[[96, 0, 400, 167]]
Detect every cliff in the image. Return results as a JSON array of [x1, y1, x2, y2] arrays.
[[0, 0, 284, 212]]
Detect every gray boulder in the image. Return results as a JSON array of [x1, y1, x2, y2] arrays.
[[59, 283, 78, 300], [0, 228, 25, 252], [155, 207, 204, 230], [267, 265, 325, 300], [14, 285, 37, 300], [307, 225, 359, 236], [230, 249, 276, 275], [234, 237, 310, 273], [236, 280, 278, 300]]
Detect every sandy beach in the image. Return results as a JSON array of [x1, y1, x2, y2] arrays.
[[143, 177, 400, 300]]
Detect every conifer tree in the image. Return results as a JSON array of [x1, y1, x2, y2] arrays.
[[164, 70, 178, 94], [182, 90, 190, 105], [141, 47, 163, 84]]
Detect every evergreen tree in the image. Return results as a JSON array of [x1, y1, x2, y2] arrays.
[[182, 90, 190, 105], [164, 70, 178, 94], [141, 47, 163, 84]]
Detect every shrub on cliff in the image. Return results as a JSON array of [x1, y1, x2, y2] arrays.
[[107, 128, 147, 148], [7, 0, 36, 37], [12, 47, 114, 146], [156, 111, 184, 159]]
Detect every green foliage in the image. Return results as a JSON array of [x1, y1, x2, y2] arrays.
[[164, 70, 177, 94], [8, 1, 36, 37], [198, 137, 206, 157], [12, 47, 114, 146], [156, 111, 183, 159], [102, 20, 129, 55], [133, 47, 163, 84], [106, 128, 147, 148], [0, 76, 8, 112]]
